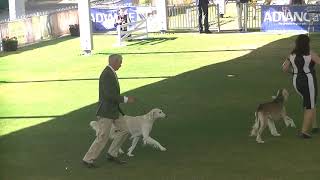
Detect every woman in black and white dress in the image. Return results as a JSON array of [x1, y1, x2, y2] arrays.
[[282, 34, 320, 138]]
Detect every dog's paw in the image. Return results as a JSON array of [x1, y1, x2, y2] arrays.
[[127, 152, 134, 157], [256, 137, 264, 143], [272, 133, 281, 137], [256, 140, 265, 143], [284, 120, 290, 127], [160, 147, 167, 151], [250, 131, 257, 136], [291, 123, 296, 128], [90, 121, 98, 131], [119, 148, 124, 154]]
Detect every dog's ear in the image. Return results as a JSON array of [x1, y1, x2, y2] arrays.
[[148, 109, 156, 120], [152, 108, 160, 119], [272, 89, 284, 102], [276, 89, 282, 96], [152, 110, 156, 119], [277, 89, 284, 97], [151, 108, 162, 119]]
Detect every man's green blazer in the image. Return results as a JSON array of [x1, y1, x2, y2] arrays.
[[96, 66, 124, 119]]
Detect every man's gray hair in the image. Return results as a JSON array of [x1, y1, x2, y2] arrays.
[[109, 54, 122, 64]]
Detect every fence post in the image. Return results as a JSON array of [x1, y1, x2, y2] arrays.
[[0, 30, 3, 52], [156, 0, 168, 32], [117, 25, 122, 46], [8, 0, 25, 20], [186, 7, 190, 29], [78, 0, 93, 55], [244, 3, 248, 32], [216, 4, 220, 32], [145, 19, 149, 38]]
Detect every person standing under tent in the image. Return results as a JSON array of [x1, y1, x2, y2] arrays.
[[114, 8, 131, 37], [215, 0, 226, 18]]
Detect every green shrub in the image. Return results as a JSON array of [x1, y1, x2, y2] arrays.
[[69, 24, 80, 37], [2, 36, 18, 51]]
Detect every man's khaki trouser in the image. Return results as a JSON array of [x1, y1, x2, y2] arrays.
[[83, 116, 128, 163]]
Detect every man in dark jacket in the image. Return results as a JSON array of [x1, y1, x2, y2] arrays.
[[82, 54, 135, 168], [196, 0, 211, 33]]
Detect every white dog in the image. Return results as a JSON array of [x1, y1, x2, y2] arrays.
[[90, 108, 167, 157]]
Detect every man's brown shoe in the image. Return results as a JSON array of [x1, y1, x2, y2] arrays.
[[82, 160, 98, 168]]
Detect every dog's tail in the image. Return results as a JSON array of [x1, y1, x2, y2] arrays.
[[250, 112, 260, 136], [90, 121, 98, 130], [90, 121, 100, 137]]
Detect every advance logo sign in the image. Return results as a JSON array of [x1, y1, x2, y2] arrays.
[[91, 7, 137, 32], [261, 5, 320, 32]]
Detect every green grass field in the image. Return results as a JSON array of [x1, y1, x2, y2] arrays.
[[1, 32, 320, 180]]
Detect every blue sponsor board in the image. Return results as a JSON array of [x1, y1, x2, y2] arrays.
[[91, 7, 137, 32], [261, 5, 320, 32]]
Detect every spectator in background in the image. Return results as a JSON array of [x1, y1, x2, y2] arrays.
[[196, 0, 211, 33], [236, 0, 249, 32], [215, 0, 226, 18], [114, 8, 130, 31]]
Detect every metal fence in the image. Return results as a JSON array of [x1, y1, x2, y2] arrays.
[[247, 3, 261, 30], [167, 4, 220, 31]]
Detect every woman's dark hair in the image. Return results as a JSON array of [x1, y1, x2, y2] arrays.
[[291, 34, 310, 56]]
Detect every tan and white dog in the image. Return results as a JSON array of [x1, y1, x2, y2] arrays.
[[90, 108, 167, 157], [250, 89, 296, 143]]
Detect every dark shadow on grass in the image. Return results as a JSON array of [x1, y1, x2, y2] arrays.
[[0, 36, 78, 58], [0, 115, 61, 119], [2, 34, 320, 180], [97, 48, 255, 55], [0, 76, 172, 84], [126, 37, 177, 46]]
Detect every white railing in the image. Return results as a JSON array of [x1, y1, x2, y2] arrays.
[[167, 3, 220, 31], [0, 30, 3, 52], [116, 18, 148, 46]]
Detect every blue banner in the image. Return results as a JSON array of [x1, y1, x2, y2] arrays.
[[261, 5, 320, 32], [91, 7, 137, 32]]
